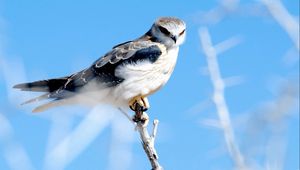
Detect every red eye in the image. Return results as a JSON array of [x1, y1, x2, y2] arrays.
[[179, 29, 185, 36]]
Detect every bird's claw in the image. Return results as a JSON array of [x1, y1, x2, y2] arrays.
[[132, 111, 149, 127], [129, 96, 150, 112], [129, 97, 150, 127], [130, 103, 148, 112]]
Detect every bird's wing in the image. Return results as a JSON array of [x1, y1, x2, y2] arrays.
[[50, 40, 165, 99], [14, 40, 165, 110], [94, 40, 164, 68]]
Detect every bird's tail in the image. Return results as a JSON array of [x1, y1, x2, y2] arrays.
[[31, 99, 70, 113], [13, 77, 68, 92], [13, 77, 69, 112]]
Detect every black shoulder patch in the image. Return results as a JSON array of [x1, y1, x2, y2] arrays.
[[90, 43, 162, 88], [126, 45, 162, 64]]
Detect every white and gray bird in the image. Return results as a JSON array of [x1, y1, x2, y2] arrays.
[[14, 17, 186, 113]]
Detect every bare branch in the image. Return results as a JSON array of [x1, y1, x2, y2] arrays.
[[119, 105, 163, 170], [199, 27, 248, 170], [151, 119, 159, 143]]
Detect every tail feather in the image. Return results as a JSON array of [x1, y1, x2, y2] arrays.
[[14, 76, 86, 112], [32, 99, 68, 113], [14, 77, 70, 112], [13, 77, 68, 92], [21, 93, 51, 105]]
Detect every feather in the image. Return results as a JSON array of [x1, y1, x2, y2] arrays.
[[13, 77, 68, 92], [32, 99, 68, 113], [21, 93, 50, 105]]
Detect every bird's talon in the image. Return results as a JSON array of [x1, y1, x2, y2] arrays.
[[141, 106, 148, 112], [129, 104, 135, 111], [132, 112, 149, 127], [129, 97, 149, 112]]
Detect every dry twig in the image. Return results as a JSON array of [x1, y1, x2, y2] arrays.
[[119, 104, 163, 170]]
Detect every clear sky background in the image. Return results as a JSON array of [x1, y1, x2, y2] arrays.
[[0, 0, 299, 170]]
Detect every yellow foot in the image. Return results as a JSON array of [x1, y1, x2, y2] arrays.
[[129, 96, 150, 111]]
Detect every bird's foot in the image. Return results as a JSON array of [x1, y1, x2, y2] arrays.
[[129, 97, 150, 127], [133, 111, 149, 127], [129, 96, 150, 112]]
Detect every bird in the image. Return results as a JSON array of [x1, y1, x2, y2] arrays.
[[13, 17, 186, 113]]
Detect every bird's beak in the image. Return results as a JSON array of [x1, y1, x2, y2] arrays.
[[171, 35, 178, 43]]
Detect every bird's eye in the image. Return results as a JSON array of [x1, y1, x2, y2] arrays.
[[158, 26, 170, 36], [179, 29, 185, 36]]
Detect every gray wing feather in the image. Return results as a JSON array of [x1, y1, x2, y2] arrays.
[[95, 41, 162, 68]]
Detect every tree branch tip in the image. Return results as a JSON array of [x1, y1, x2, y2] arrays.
[[128, 102, 163, 169]]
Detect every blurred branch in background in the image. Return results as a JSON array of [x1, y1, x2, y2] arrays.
[[193, 0, 270, 25], [0, 16, 35, 170], [199, 27, 248, 170], [0, 113, 35, 170], [197, 0, 299, 169], [44, 106, 114, 170], [194, 0, 300, 48], [107, 113, 134, 170], [242, 81, 299, 170], [260, 0, 300, 51], [193, 0, 240, 25]]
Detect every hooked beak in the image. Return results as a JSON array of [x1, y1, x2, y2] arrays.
[[171, 35, 178, 43]]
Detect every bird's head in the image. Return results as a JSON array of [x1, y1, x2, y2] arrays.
[[149, 17, 186, 48]]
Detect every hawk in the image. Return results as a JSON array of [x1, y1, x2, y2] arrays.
[[14, 17, 186, 113]]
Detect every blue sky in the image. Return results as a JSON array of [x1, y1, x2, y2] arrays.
[[0, 0, 299, 170]]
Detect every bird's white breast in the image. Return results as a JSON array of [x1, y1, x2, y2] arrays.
[[112, 46, 179, 104]]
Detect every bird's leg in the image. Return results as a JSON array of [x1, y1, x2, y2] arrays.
[[129, 96, 150, 112], [131, 101, 149, 127], [129, 96, 150, 126]]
